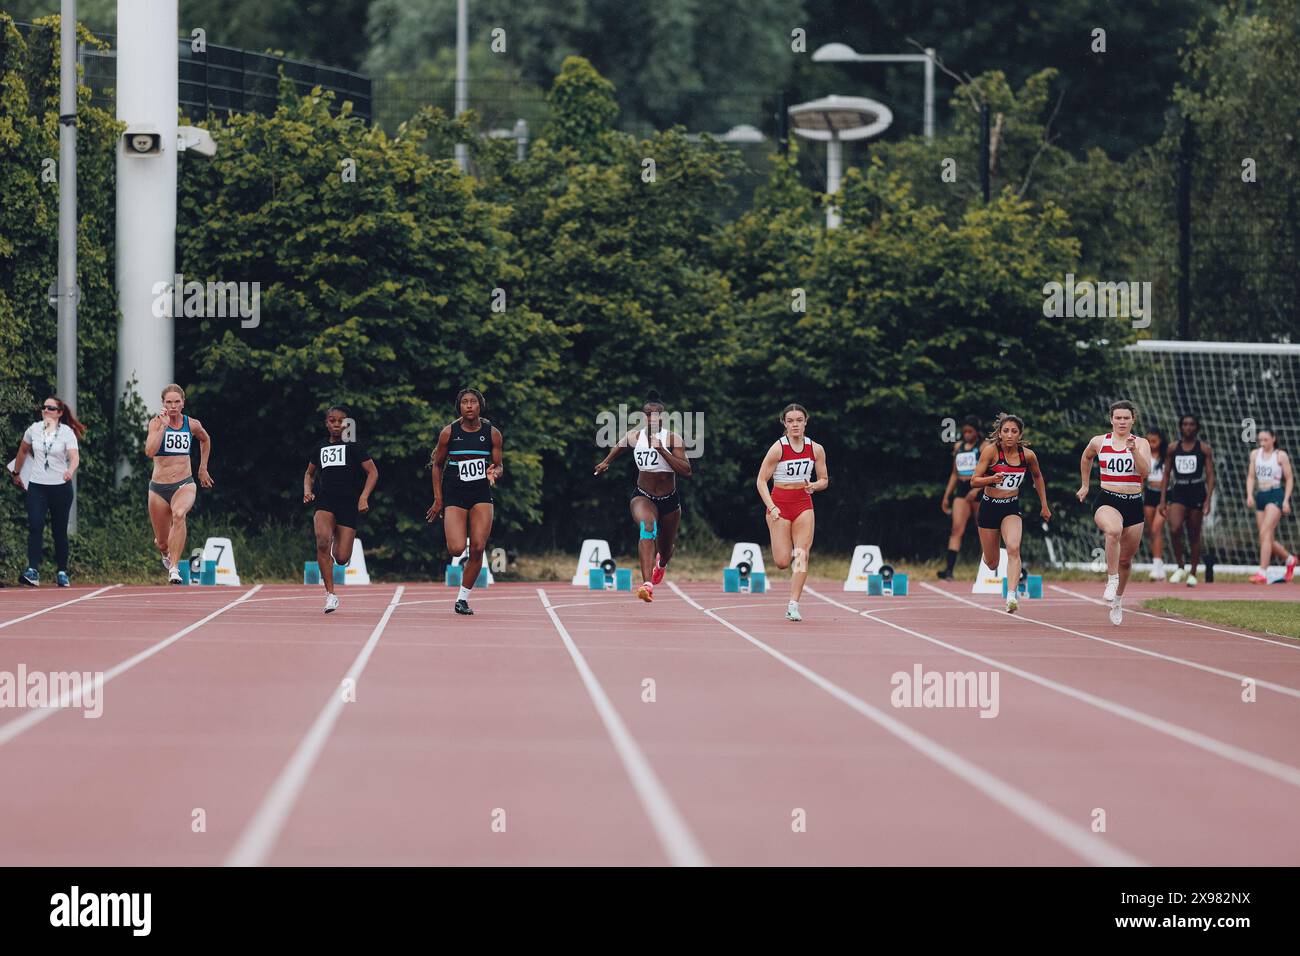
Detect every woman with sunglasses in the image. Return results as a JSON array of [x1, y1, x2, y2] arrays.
[[9, 397, 85, 587]]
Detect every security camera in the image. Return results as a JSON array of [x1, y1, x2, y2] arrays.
[[123, 124, 162, 157]]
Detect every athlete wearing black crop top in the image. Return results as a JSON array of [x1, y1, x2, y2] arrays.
[[1158, 414, 1216, 586], [428, 389, 503, 615], [304, 406, 378, 614], [968, 414, 1050, 614]]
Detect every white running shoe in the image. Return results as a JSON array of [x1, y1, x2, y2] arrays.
[[1102, 574, 1119, 603], [168, 566, 183, 585], [1006, 593, 1019, 614], [1186, 574, 1198, 588], [161, 554, 172, 572], [1169, 567, 1187, 584], [1108, 598, 1123, 626], [324, 593, 340, 614], [786, 601, 802, 622]]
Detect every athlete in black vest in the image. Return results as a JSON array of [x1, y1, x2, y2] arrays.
[[1158, 413, 1216, 586], [428, 389, 503, 615]]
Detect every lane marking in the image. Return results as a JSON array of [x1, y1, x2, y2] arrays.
[[538, 588, 709, 867], [0, 586, 261, 747], [669, 582, 1143, 867], [804, 585, 1300, 790], [0, 585, 119, 632], [225, 586, 405, 867]]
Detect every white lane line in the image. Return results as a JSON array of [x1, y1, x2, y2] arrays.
[[0, 585, 261, 747], [225, 586, 404, 867], [538, 588, 709, 867], [1051, 585, 1300, 650], [904, 584, 1300, 699], [0, 585, 119, 632], [669, 582, 1142, 867], [807, 585, 1300, 790]]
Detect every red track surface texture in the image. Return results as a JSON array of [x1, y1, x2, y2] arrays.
[[1, 578, 1297, 866]]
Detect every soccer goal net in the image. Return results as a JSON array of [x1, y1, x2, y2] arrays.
[[1044, 340, 1300, 574]]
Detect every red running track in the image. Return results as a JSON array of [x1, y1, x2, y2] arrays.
[[0, 578, 1297, 866]]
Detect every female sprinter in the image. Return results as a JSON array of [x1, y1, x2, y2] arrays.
[[1142, 426, 1168, 580], [428, 389, 503, 615], [1159, 414, 1216, 587], [938, 416, 984, 579], [1077, 401, 1151, 625], [969, 414, 1050, 614], [1245, 427, 1295, 583], [304, 407, 377, 613], [593, 393, 691, 603], [756, 403, 828, 622], [144, 384, 213, 584]]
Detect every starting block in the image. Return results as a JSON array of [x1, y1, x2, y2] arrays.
[[446, 564, 490, 587], [177, 561, 192, 585], [199, 560, 217, 586], [303, 561, 320, 585], [723, 561, 766, 594], [588, 559, 633, 591], [866, 564, 908, 596], [1002, 568, 1043, 599]]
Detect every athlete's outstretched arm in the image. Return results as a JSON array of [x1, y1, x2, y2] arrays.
[[655, 433, 692, 477], [1246, 449, 1257, 505], [808, 442, 828, 493], [488, 427, 504, 484], [755, 442, 783, 517], [426, 426, 451, 522], [1159, 444, 1176, 514], [941, 444, 960, 513], [358, 458, 378, 513], [191, 418, 214, 488], [968, 444, 1000, 489], [1028, 449, 1051, 520], [1202, 441, 1216, 507], [1076, 436, 1098, 502], [593, 429, 635, 475], [144, 411, 166, 458], [304, 462, 317, 503]]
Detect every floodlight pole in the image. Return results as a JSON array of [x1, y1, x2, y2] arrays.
[[57, 0, 78, 531]]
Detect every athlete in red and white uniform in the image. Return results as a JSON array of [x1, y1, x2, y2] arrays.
[[1077, 400, 1151, 625], [757, 403, 828, 621]]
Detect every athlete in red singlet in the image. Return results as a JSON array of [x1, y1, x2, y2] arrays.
[[757, 403, 828, 622]]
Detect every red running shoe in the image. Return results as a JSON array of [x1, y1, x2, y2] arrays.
[[1286, 554, 1297, 582], [651, 553, 666, 585]]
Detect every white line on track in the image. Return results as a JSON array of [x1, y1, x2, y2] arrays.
[[668, 582, 1143, 867], [0, 585, 119, 632], [0, 585, 260, 748], [909, 584, 1300, 699], [1050, 585, 1300, 650], [538, 588, 709, 867], [806, 585, 1300, 790], [224, 585, 404, 867]]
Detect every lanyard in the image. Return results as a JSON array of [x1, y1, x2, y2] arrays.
[[40, 425, 57, 472]]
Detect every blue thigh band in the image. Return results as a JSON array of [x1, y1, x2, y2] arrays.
[[639, 520, 658, 540]]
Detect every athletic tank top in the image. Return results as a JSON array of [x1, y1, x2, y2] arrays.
[[157, 414, 193, 456], [1172, 439, 1206, 485], [954, 442, 979, 479], [1255, 449, 1283, 488], [1097, 433, 1141, 487], [988, 444, 1028, 496], [634, 429, 675, 473], [772, 436, 817, 483], [447, 419, 492, 483], [1146, 456, 1164, 489]]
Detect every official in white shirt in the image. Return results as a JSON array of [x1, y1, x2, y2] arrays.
[[9, 397, 83, 587]]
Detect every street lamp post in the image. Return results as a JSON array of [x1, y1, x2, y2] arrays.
[[57, 0, 78, 532], [787, 95, 893, 229], [812, 43, 935, 141]]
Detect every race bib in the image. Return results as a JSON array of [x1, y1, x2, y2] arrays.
[[320, 445, 347, 467], [163, 431, 191, 454], [459, 457, 487, 482], [635, 449, 660, 469], [998, 471, 1024, 490], [1175, 454, 1197, 475], [955, 451, 978, 474]]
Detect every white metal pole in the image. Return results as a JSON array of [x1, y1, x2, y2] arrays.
[[923, 48, 935, 140], [826, 137, 842, 229], [454, 0, 468, 170], [115, 0, 178, 480], [58, 0, 78, 531]]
